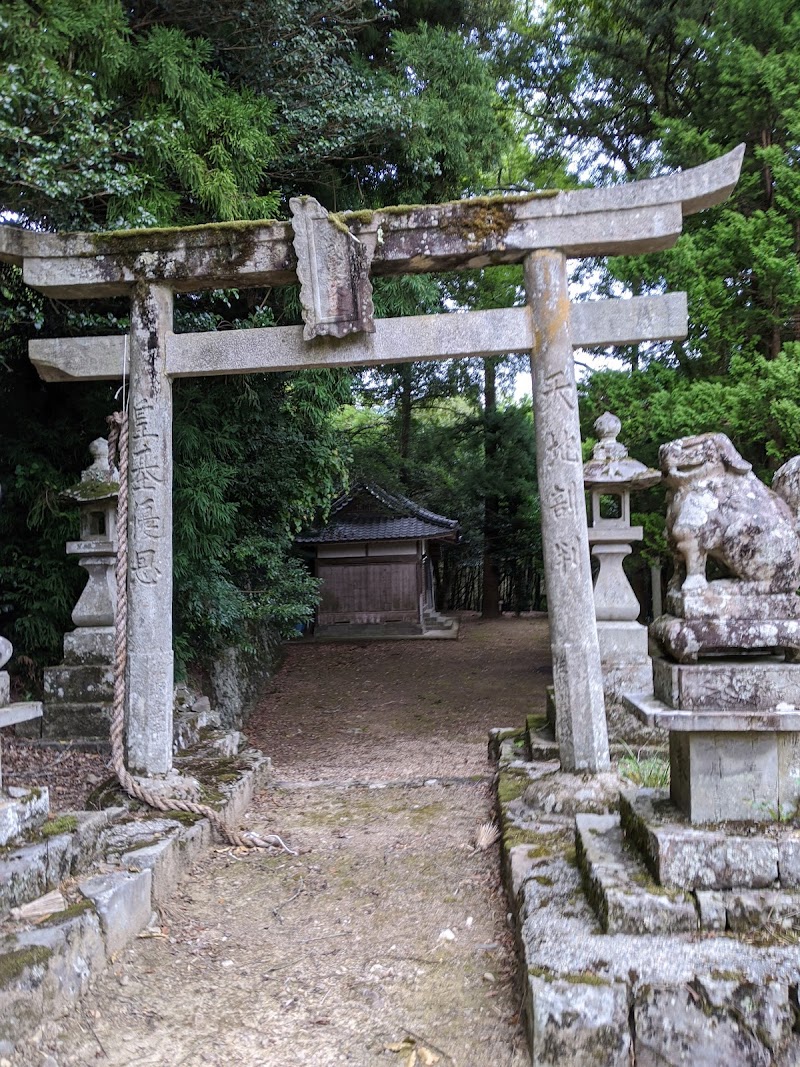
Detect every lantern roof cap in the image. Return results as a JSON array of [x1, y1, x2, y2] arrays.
[[583, 412, 660, 490]]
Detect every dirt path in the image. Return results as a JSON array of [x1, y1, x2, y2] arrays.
[[30, 615, 551, 1067]]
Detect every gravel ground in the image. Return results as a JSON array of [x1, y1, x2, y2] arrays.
[[14, 614, 552, 1067], [1, 735, 107, 811]]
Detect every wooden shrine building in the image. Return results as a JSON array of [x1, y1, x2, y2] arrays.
[[297, 484, 459, 636]]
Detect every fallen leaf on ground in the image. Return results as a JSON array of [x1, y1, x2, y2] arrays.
[[385, 1040, 415, 1054], [384, 1038, 439, 1065]]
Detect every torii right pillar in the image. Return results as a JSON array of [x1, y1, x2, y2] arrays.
[[526, 250, 610, 772]]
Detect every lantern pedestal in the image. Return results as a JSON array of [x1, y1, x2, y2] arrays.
[[38, 440, 119, 740]]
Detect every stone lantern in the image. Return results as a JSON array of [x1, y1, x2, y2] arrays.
[[0, 635, 46, 838], [61, 438, 119, 662], [38, 439, 119, 740], [583, 413, 660, 698]]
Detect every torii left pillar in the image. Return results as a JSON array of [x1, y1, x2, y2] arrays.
[[126, 283, 174, 775]]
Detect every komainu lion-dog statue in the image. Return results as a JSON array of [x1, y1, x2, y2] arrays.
[[659, 432, 800, 594]]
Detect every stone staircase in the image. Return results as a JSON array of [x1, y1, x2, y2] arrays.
[[421, 608, 459, 637], [490, 716, 800, 1066], [0, 729, 272, 1047]]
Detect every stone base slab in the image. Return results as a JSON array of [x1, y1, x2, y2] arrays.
[[653, 654, 800, 711], [652, 612, 800, 663], [666, 587, 800, 620], [624, 689, 800, 732], [619, 788, 800, 889]]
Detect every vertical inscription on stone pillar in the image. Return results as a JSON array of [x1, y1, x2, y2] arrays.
[[130, 400, 165, 587], [525, 251, 610, 772], [126, 283, 174, 777]]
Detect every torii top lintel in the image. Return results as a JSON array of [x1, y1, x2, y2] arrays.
[[0, 146, 744, 301]]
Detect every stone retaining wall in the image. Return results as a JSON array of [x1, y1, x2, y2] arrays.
[[210, 625, 283, 729]]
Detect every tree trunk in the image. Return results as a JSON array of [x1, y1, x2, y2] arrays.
[[482, 357, 502, 618], [397, 364, 413, 485]]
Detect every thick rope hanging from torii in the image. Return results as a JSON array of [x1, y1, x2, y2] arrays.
[[106, 410, 295, 853]]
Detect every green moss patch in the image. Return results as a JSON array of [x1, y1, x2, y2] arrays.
[[528, 964, 610, 987], [497, 769, 530, 807], [0, 945, 53, 989], [38, 815, 79, 838], [533, 874, 555, 887], [161, 809, 202, 826]]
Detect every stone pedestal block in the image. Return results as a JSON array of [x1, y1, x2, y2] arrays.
[[0, 671, 9, 706], [653, 612, 800, 663], [626, 663, 800, 823], [670, 731, 800, 823], [653, 654, 800, 711], [44, 663, 114, 704], [43, 632, 114, 740], [62, 626, 114, 665], [597, 620, 649, 666]]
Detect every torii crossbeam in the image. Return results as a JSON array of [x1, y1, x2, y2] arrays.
[[0, 146, 744, 779]]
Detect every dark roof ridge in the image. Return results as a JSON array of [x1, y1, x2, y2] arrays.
[[330, 482, 458, 529]]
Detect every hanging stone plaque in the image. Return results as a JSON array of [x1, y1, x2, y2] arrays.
[[290, 196, 375, 340]]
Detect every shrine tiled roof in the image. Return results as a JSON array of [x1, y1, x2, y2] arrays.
[[297, 484, 459, 544]]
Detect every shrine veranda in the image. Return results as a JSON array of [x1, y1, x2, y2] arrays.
[[0, 146, 745, 779]]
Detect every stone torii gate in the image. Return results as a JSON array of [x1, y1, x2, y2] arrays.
[[0, 146, 743, 780]]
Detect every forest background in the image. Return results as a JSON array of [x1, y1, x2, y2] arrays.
[[1, 0, 799, 686]]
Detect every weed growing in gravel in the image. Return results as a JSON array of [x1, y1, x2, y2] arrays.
[[618, 743, 669, 789]]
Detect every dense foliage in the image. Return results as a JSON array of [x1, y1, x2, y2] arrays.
[[0, 0, 513, 679]]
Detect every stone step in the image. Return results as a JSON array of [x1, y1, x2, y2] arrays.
[[0, 740, 272, 1045], [0, 809, 115, 916], [576, 813, 699, 934], [698, 887, 800, 933], [619, 788, 793, 890], [525, 714, 555, 761]]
